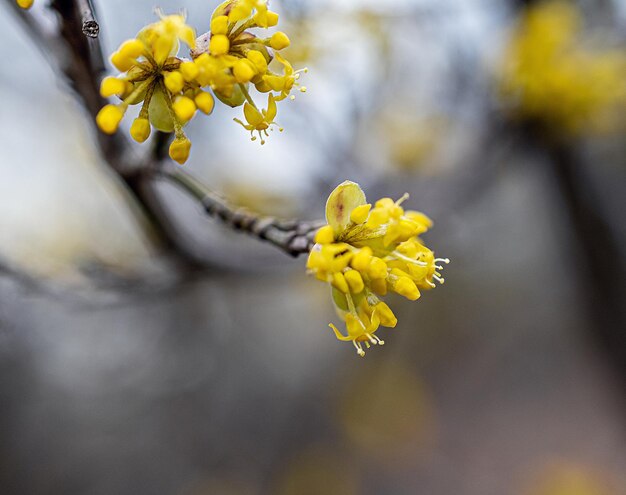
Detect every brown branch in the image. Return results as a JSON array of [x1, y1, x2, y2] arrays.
[[161, 164, 324, 257]]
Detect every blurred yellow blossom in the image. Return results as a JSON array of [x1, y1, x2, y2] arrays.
[[96, 0, 306, 164], [522, 461, 614, 495], [16, 0, 33, 8], [500, 0, 626, 135], [307, 181, 448, 357]]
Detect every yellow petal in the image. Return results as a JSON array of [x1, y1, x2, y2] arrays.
[[329, 323, 351, 342], [264, 75, 286, 92], [243, 102, 264, 126], [265, 94, 277, 121], [375, 302, 397, 328], [180, 26, 196, 48]]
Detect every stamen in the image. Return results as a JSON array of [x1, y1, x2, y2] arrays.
[[353, 341, 365, 357], [395, 193, 410, 205], [345, 292, 358, 314], [391, 251, 428, 266], [373, 335, 385, 345], [433, 274, 445, 284], [435, 258, 450, 264], [365, 333, 377, 345]]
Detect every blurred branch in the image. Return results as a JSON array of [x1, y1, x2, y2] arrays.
[[6, 0, 320, 269], [161, 165, 324, 257], [544, 138, 626, 381]]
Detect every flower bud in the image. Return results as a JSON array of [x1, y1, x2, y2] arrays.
[[169, 137, 191, 164]]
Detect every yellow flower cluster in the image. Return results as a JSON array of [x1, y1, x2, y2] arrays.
[[96, 1, 306, 164], [500, 0, 626, 135], [307, 181, 448, 357]]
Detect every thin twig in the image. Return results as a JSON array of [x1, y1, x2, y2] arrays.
[[160, 165, 324, 257], [77, 0, 99, 37]]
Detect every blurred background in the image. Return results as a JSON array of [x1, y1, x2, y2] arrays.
[[1, 0, 625, 494]]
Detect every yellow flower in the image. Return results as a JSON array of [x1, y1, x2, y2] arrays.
[[263, 52, 308, 101], [499, 0, 626, 135], [16, 0, 33, 9], [233, 94, 282, 144], [95, 12, 201, 163], [96, 1, 307, 161], [307, 181, 449, 357]]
